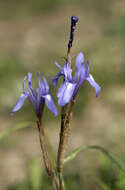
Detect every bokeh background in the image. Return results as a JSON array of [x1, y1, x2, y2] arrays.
[[0, 0, 125, 189]]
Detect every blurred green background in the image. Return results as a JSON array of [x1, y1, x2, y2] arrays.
[[0, 0, 125, 189]]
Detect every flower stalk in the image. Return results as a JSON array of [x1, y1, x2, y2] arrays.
[[37, 118, 59, 190], [57, 16, 78, 190]]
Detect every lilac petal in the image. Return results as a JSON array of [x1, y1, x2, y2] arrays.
[[63, 63, 72, 81], [75, 52, 84, 72], [36, 88, 44, 118], [57, 83, 65, 98], [11, 93, 28, 115], [85, 60, 89, 77], [52, 62, 63, 86], [36, 88, 41, 111], [57, 82, 76, 106], [55, 61, 62, 69], [28, 73, 37, 101], [76, 60, 89, 87], [79, 65, 86, 83], [40, 72, 49, 94], [22, 76, 35, 106], [44, 94, 58, 116], [87, 74, 101, 97], [52, 70, 64, 86], [72, 64, 88, 99], [78, 60, 90, 85], [73, 52, 84, 81], [37, 72, 44, 93]]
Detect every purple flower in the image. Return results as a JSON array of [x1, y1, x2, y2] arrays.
[[11, 72, 58, 118], [52, 52, 101, 106]]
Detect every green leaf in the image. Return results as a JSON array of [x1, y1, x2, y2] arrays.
[[63, 145, 125, 174], [0, 121, 34, 140]]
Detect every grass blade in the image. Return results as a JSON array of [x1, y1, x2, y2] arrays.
[[0, 121, 34, 140], [63, 145, 125, 174]]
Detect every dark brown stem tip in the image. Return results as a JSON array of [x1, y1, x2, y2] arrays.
[[71, 16, 79, 26], [68, 16, 79, 49]]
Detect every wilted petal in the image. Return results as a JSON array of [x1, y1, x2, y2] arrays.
[[58, 82, 76, 106], [44, 94, 58, 116], [87, 74, 101, 97], [11, 93, 28, 115]]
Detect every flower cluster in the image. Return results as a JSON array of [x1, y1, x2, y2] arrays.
[[52, 52, 101, 106], [11, 52, 101, 118], [11, 72, 58, 119]]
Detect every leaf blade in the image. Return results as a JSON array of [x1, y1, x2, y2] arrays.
[[63, 145, 125, 174], [0, 121, 34, 140]]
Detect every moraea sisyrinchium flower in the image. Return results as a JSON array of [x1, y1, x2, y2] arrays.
[[52, 52, 101, 106], [11, 72, 58, 118]]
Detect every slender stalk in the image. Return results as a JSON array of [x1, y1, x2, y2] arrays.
[[57, 105, 68, 190], [37, 119, 59, 190], [57, 49, 71, 190], [57, 16, 78, 190], [57, 101, 75, 190], [67, 47, 71, 64]]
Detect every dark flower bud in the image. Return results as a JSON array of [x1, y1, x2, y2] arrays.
[[68, 16, 79, 49], [71, 16, 79, 27]]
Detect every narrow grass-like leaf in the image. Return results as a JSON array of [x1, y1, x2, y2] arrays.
[[63, 145, 125, 174], [96, 177, 111, 190], [29, 159, 42, 190], [0, 121, 34, 140]]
